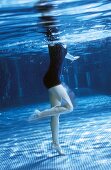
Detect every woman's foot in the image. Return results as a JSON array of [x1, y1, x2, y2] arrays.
[[51, 142, 65, 155], [28, 109, 41, 121]]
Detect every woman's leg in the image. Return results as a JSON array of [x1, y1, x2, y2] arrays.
[[36, 84, 74, 119], [49, 91, 65, 155], [49, 91, 61, 145]]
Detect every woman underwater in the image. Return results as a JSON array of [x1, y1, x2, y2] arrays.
[[29, 0, 79, 155]]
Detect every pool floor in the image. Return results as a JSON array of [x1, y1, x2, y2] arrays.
[[0, 95, 111, 170]]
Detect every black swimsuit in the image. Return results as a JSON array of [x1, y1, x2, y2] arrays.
[[36, 2, 67, 89], [43, 43, 67, 89]]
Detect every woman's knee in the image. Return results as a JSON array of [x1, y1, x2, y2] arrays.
[[66, 104, 74, 112]]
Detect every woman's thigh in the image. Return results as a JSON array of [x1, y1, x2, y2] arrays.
[[48, 84, 73, 107], [49, 90, 61, 107]]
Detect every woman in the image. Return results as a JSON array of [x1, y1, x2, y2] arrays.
[[29, 1, 74, 155], [29, 43, 74, 155]]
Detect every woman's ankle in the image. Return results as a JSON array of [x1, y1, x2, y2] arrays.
[[52, 140, 59, 145]]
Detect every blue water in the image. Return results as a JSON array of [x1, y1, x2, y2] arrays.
[[0, 95, 111, 170], [0, 0, 111, 170], [0, 0, 111, 56]]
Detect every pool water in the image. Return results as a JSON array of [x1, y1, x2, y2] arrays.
[[0, 0, 111, 169], [0, 95, 111, 170]]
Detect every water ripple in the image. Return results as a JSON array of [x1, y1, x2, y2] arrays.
[[0, 95, 111, 169], [0, 0, 111, 57]]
